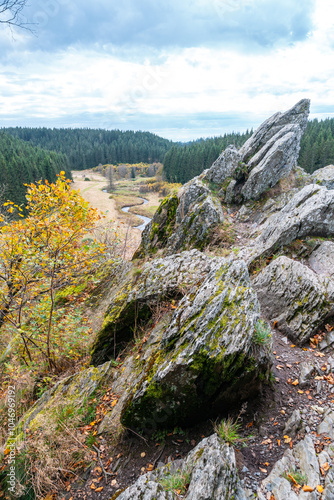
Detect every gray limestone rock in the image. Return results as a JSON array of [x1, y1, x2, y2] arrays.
[[308, 241, 334, 279], [120, 258, 272, 430], [241, 124, 304, 201], [294, 436, 320, 488], [239, 99, 310, 164], [205, 100, 310, 203], [136, 178, 224, 257], [311, 165, 334, 190], [136, 194, 179, 258], [299, 361, 315, 388], [250, 184, 334, 263], [117, 434, 248, 500], [91, 250, 216, 365], [175, 178, 211, 224], [167, 194, 224, 254], [204, 145, 241, 185], [253, 256, 334, 344], [283, 409, 303, 437], [257, 436, 320, 500], [317, 410, 334, 439], [116, 476, 174, 500]]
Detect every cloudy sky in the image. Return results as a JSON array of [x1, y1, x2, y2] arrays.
[[0, 0, 333, 140]]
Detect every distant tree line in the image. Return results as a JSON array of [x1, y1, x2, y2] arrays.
[[3, 127, 174, 170], [163, 132, 253, 184], [299, 118, 334, 174], [0, 132, 71, 209]]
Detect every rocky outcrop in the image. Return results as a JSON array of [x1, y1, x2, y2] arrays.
[[120, 258, 272, 431], [308, 241, 334, 279], [252, 256, 334, 344], [249, 184, 334, 263], [311, 165, 334, 189], [136, 178, 224, 257], [135, 100, 310, 259], [204, 99, 310, 203], [117, 434, 247, 500]]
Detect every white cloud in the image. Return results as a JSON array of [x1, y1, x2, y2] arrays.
[[1, 0, 334, 140]]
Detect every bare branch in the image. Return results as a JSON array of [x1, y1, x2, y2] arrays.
[[0, 0, 33, 31]]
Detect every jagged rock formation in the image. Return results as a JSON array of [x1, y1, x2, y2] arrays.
[[90, 252, 272, 431], [136, 178, 224, 258], [137, 99, 310, 258], [253, 256, 334, 344], [205, 99, 310, 202], [248, 184, 334, 264]]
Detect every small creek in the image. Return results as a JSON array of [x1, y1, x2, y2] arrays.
[[121, 197, 152, 232]]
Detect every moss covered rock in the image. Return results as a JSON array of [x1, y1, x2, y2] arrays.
[[90, 250, 216, 365], [120, 258, 272, 431], [135, 178, 224, 257], [253, 256, 334, 344]]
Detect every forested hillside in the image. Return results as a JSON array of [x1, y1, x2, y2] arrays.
[[299, 117, 334, 173], [163, 132, 252, 183], [3, 127, 174, 170], [0, 132, 71, 208]]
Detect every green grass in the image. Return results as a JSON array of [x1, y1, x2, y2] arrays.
[[214, 417, 246, 445], [159, 467, 191, 494], [253, 319, 272, 345], [282, 469, 307, 486]]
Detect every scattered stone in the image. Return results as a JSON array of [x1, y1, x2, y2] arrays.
[[317, 410, 334, 439], [299, 361, 315, 388], [283, 409, 303, 437]]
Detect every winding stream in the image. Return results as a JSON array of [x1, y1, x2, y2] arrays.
[[121, 197, 152, 232]]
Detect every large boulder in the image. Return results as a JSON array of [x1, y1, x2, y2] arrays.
[[249, 184, 334, 263], [91, 250, 215, 365], [311, 165, 334, 189], [116, 434, 248, 500], [120, 258, 272, 431], [252, 256, 334, 344]]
